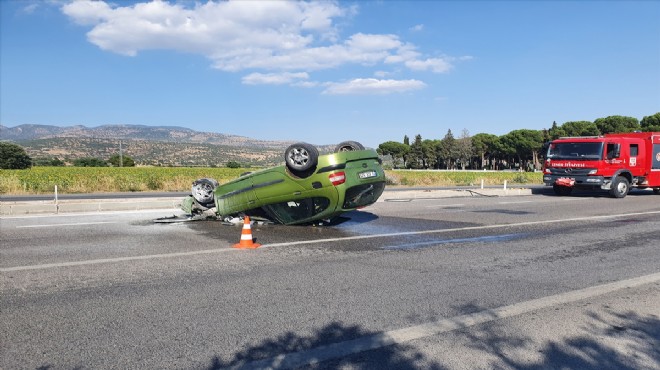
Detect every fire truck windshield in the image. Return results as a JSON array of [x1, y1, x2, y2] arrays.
[[547, 142, 603, 160]]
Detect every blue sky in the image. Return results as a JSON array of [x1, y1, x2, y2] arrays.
[[1, 0, 659, 148]]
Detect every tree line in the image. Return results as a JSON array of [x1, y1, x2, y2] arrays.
[[3, 113, 659, 170], [377, 113, 660, 171], [0, 142, 138, 169]]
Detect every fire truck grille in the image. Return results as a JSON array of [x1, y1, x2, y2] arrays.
[[547, 168, 595, 176]]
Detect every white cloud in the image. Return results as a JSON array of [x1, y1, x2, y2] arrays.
[[60, 0, 469, 90], [405, 57, 454, 73], [323, 78, 426, 95], [409, 24, 424, 32], [242, 72, 310, 85], [21, 3, 39, 14]]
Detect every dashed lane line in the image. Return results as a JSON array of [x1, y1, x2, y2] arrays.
[[16, 222, 118, 228]]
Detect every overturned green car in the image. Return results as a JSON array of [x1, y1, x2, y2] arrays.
[[181, 141, 386, 225]]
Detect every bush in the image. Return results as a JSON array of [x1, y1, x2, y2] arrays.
[[108, 154, 135, 167], [73, 157, 108, 167], [0, 142, 32, 169], [226, 161, 241, 168], [33, 157, 65, 167]]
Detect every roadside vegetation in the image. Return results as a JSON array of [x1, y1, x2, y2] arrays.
[[379, 113, 660, 172], [0, 167, 246, 194], [1, 113, 655, 194], [0, 167, 542, 195], [386, 170, 540, 187]]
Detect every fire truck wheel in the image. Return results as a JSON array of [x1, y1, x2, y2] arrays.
[[653, 188, 660, 195], [609, 176, 629, 198]]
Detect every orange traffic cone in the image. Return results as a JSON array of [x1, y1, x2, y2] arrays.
[[233, 216, 261, 249]]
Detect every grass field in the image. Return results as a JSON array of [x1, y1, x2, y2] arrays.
[[0, 167, 544, 195]]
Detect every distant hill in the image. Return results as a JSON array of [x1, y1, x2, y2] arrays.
[[0, 124, 334, 167], [0, 124, 291, 148]]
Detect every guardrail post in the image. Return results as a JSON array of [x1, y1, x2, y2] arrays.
[[503, 180, 507, 190], [55, 185, 59, 214]]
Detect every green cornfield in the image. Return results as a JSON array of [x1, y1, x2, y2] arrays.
[[0, 167, 247, 194], [0, 167, 544, 195]]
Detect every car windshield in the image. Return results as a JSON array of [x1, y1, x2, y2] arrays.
[[262, 197, 331, 224], [547, 142, 603, 160]]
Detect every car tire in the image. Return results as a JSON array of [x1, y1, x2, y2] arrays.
[[334, 141, 365, 152], [285, 142, 319, 176], [191, 178, 218, 205], [553, 184, 572, 196], [609, 176, 629, 198]]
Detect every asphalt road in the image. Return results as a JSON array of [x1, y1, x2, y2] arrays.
[[1, 191, 659, 369]]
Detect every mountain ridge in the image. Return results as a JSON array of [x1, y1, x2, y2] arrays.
[[0, 123, 295, 149], [0, 124, 339, 167]]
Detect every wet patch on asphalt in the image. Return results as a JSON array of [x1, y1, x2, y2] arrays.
[[381, 233, 526, 251], [474, 209, 534, 215]]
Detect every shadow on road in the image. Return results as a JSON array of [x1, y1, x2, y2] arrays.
[[456, 304, 659, 369], [207, 306, 659, 369], [205, 321, 445, 369]]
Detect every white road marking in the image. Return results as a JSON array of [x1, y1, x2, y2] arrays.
[[425, 204, 465, 208], [498, 200, 533, 205], [0, 248, 237, 272], [2, 210, 659, 272], [1, 209, 177, 219], [16, 222, 118, 229], [239, 272, 660, 369]]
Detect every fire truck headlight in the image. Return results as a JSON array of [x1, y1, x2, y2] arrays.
[[588, 169, 598, 175]]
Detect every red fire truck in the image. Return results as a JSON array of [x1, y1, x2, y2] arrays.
[[543, 132, 660, 198]]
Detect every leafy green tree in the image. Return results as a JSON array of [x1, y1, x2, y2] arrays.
[[226, 161, 241, 168], [73, 157, 108, 167], [403, 135, 410, 146], [640, 112, 660, 131], [594, 115, 640, 134], [108, 154, 135, 167], [547, 121, 566, 140], [377, 141, 410, 168], [500, 129, 544, 170], [422, 139, 440, 169], [561, 121, 600, 137], [407, 134, 425, 169], [437, 129, 457, 169], [472, 133, 501, 169], [455, 129, 473, 170], [0, 142, 32, 169]]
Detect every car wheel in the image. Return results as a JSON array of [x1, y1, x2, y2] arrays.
[[285, 142, 319, 175], [191, 178, 218, 205], [609, 176, 629, 198], [334, 141, 365, 152], [553, 184, 572, 196]]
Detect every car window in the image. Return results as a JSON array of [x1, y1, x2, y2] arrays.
[[343, 182, 386, 209], [263, 197, 331, 224]]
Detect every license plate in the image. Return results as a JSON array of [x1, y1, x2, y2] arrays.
[[358, 170, 377, 179]]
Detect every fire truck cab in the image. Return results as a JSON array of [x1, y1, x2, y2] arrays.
[[543, 132, 660, 198]]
